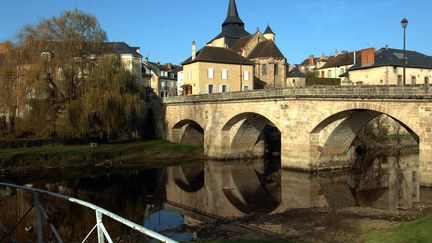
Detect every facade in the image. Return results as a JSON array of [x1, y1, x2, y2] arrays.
[[181, 46, 254, 95], [298, 54, 327, 75], [182, 0, 288, 93], [286, 66, 306, 87], [106, 42, 143, 84], [318, 51, 360, 84], [143, 60, 180, 97], [346, 47, 432, 85]]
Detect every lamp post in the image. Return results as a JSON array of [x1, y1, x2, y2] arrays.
[[401, 18, 408, 85]]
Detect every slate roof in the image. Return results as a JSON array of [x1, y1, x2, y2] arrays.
[[264, 25, 275, 34], [208, 0, 250, 48], [105, 42, 142, 58], [349, 48, 432, 71], [288, 66, 305, 78], [320, 51, 360, 69], [182, 46, 254, 66], [231, 35, 253, 53], [247, 40, 285, 59]]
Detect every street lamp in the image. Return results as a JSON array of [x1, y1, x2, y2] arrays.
[[401, 18, 408, 85]]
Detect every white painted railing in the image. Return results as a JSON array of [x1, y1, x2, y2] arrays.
[[0, 182, 178, 243]]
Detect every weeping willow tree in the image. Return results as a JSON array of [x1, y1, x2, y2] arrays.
[[11, 9, 146, 141], [60, 55, 144, 141]]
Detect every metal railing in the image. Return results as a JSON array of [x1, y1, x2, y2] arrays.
[[0, 182, 178, 243]]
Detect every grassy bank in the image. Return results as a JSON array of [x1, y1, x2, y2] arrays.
[[0, 140, 203, 171], [363, 214, 432, 242]]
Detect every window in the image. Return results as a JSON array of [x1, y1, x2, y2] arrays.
[[274, 63, 278, 76], [327, 70, 332, 78], [208, 68, 214, 79], [261, 65, 267, 75], [243, 71, 249, 81], [208, 84, 214, 94], [221, 85, 228, 93], [222, 69, 228, 80], [425, 77, 430, 84], [340, 68, 345, 74], [411, 76, 416, 85], [397, 75, 403, 85], [243, 85, 249, 91], [188, 70, 192, 80]]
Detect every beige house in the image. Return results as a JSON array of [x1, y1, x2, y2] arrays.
[[346, 47, 432, 85], [318, 51, 360, 84], [181, 45, 254, 95]]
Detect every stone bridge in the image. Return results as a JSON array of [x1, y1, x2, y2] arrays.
[[160, 86, 432, 186]]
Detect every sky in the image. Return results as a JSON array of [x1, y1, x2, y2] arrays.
[[1, 0, 431, 64]]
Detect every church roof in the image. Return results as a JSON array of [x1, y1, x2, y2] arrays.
[[247, 40, 285, 59], [182, 46, 254, 66], [231, 35, 253, 53], [223, 0, 244, 26], [208, 0, 250, 48], [264, 25, 274, 35]]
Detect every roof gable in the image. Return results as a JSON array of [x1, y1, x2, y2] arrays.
[[247, 40, 285, 59], [182, 46, 254, 66]]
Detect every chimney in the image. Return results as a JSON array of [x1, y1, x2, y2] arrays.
[[334, 49, 339, 56], [361, 48, 375, 67], [308, 55, 315, 65], [353, 51, 356, 65], [192, 41, 196, 60]]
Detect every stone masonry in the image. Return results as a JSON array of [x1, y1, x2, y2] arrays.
[[160, 86, 432, 186]]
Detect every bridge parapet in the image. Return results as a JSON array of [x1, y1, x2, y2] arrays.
[[164, 85, 432, 104]]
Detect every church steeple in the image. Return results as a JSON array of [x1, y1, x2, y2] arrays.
[[208, 0, 250, 48], [223, 0, 244, 26]]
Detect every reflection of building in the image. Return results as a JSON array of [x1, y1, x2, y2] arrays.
[[142, 60, 180, 97], [345, 47, 432, 85]]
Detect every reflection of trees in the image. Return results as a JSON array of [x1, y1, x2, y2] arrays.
[[0, 169, 164, 242]]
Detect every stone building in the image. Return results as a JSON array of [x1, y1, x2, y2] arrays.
[[182, 0, 289, 94], [181, 45, 254, 95], [346, 47, 432, 85], [143, 60, 180, 97]]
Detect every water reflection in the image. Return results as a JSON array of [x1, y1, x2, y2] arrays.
[[0, 150, 424, 242]]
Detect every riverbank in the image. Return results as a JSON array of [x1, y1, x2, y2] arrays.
[[0, 140, 203, 175]]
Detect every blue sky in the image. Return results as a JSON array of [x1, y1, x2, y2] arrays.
[[1, 0, 431, 64]]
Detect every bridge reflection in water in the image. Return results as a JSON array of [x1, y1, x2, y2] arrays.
[[0, 152, 423, 241]]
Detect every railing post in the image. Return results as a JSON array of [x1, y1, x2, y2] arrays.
[[34, 192, 43, 243], [95, 211, 104, 243]]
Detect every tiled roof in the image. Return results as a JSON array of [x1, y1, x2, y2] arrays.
[[320, 51, 360, 69], [105, 42, 142, 58], [288, 66, 305, 78], [182, 46, 254, 66], [349, 48, 432, 71], [247, 40, 285, 59], [231, 35, 253, 53]]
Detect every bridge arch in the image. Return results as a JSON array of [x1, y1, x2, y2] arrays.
[[172, 119, 204, 145], [220, 112, 281, 159], [310, 105, 419, 168]]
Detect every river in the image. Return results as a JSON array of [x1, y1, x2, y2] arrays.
[[1, 151, 431, 242]]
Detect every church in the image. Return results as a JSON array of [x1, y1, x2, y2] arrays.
[[181, 0, 288, 94]]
